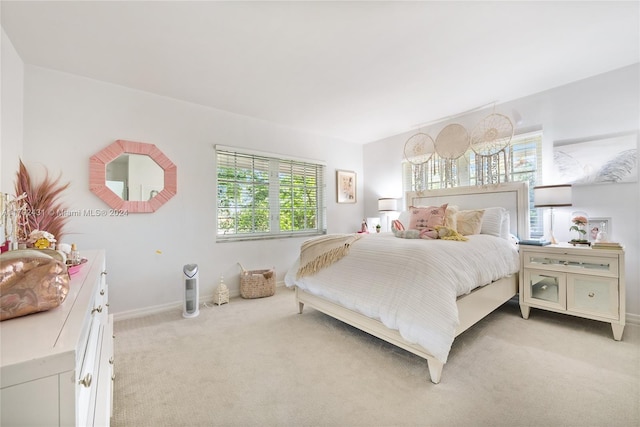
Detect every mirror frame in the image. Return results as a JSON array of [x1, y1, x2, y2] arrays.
[[90, 139, 177, 213]]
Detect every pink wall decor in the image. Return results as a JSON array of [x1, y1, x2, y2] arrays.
[[89, 140, 177, 213]]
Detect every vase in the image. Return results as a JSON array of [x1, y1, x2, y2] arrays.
[[595, 221, 609, 243], [570, 211, 588, 243]]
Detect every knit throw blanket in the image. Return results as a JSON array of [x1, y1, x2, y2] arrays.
[[296, 233, 363, 278]]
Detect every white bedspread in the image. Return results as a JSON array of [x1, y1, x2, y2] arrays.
[[284, 233, 519, 363]]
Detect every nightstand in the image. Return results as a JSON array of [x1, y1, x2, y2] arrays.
[[519, 243, 625, 340]]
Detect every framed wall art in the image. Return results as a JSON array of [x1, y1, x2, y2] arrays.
[[336, 169, 356, 203], [553, 132, 638, 185]]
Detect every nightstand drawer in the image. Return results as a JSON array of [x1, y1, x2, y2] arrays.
[[567, 274, 619, 320], [522, 251, 618, 278], [523, 268, 567, 311]]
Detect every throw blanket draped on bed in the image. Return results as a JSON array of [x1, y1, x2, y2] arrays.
[[285, 233, 519, 364], [297, 233, 362, 278]]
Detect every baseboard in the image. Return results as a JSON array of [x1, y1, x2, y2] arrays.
[[626, 312, 640, 326], [113, 284, 640, 325], [113, 281, 286, 321]]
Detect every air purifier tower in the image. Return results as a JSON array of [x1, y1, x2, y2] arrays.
[[183, 264, 199, 318]]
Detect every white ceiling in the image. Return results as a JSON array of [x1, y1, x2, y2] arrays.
[[2, 1, 639, 144]]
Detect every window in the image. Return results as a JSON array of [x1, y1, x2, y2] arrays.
[[216, 146, 326, 241], [402, 132, 543, 236]]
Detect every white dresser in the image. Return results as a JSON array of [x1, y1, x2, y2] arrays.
[[1, 250, 113, 426]]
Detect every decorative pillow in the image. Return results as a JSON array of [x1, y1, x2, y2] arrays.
[[480, 207, 506, 238], [435, 226, 468, 241], [408, 204, 448, 230], [391, 219, 405, 231], [444, 205, 459, 230], [392, 225, 467, 241], [455, 209, 485, 235], [392, 228, 438, 239]]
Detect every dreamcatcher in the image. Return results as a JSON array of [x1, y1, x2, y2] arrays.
[[403, 132, 435, 191], [470, 113, 514, 185], [434, 123, 470, 187]]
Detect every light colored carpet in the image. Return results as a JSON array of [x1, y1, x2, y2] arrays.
[[112, 287, 639, 427]]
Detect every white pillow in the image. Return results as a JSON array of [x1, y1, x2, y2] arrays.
[[397, 211, 410, 228], [480, 207, 508, 238], [501, 211, 511, 240]]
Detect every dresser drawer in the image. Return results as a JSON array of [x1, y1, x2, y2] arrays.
[[522, 251, 619, 278], [93, 314, 114, 426], [567, 274, 619, 320], [77, 314, 101, 427]]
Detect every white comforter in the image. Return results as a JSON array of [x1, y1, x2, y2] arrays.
[[284, 233, 519, 363]]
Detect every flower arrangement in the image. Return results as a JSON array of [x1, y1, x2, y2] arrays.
[[27, 230, 57, 249], [569, 214, 588, 243], [14, 159, 70, 244]]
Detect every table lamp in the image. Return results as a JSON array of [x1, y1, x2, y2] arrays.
[[378, 198, 399, 232], [533, 184, 572, 244]]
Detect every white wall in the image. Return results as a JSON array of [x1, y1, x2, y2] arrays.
[[19, 66, 363, 315], [1, 28, 24, 193], [363, 64, 640, 319]]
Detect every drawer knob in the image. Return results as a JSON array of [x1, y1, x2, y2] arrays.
[[109, 357, 114, 365], [101, 271, 108, 276], [91, 305, 103, 314], [588, 292, 595, 298], [79, 373, 92, 388], [100, 289, 105, 296]]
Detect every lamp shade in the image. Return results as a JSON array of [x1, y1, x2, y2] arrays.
[[378, 198, 399, 212], [533, 184, 572, 207]]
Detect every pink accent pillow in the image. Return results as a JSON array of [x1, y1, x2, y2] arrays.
[[408, 204, 448, 230], [391, 219, 405, 231]]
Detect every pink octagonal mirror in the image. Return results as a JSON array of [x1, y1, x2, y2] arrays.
[[90, 140, 177, 213]]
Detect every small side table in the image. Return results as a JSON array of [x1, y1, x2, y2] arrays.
[[519, 243, 625, 340]]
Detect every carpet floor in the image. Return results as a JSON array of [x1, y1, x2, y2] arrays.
[[112, 287, 639, 427]]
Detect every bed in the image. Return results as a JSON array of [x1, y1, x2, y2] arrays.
[[284, 182, 529, 383]]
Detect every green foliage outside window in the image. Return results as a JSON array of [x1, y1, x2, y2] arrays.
[[217, 149, 325, 240]]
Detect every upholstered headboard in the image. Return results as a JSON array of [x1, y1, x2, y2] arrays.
[[405, 182, 530, 239]]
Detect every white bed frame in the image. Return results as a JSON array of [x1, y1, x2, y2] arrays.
[[296, 182, 529, 384]]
